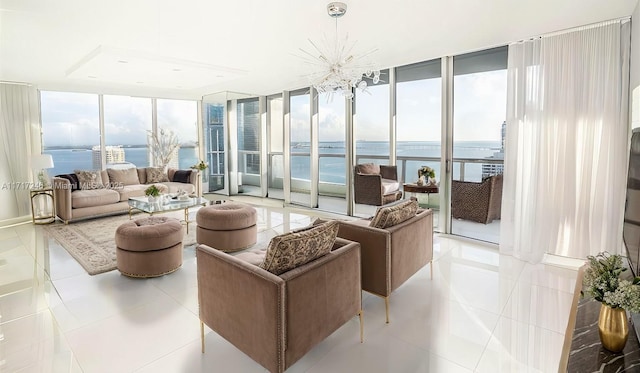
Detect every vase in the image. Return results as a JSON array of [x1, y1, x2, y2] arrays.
[[598, 303, 629, 352], [147, 196, 156, 203]]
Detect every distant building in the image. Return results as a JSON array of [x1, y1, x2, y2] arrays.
[[92, 145, 125, 170], [482, 121, 506, 178]]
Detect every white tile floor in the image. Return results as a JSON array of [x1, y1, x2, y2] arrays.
[[0, 202, 578, 373]]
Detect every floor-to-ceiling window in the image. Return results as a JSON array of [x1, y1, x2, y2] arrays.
[[396, 59, 442, 230], [289, 89, 311, 206], [237, 98, 261, 196], [267, 94, 284, 200], [103, 95, 152, 169], [204, 103, 226, 192], [157, 99, 199, 170], [451, 46, 507, 243], [40, 91, 100, 175], [318, 93, 347, 214], [354, 69, 390, 216]]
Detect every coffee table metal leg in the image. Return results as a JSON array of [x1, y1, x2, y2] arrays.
[[185, 208, 189, 234]]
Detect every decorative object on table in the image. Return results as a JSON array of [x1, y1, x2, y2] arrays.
[[416, 177, 424, 186], [31, 153, 55, 188], [190, 160, 208, 197], [145, 184, 161, 203], [190, 160, 208, 171], [582, 252, 640, 352], [298, 2, 380, 101], [418, 166, 436, 186], [148, 128, 180, 171]]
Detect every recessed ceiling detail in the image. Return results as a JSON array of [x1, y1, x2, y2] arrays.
[[65, 46, 248, 90]]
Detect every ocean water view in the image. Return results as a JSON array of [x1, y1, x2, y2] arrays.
[[45, 141, 501, 184]]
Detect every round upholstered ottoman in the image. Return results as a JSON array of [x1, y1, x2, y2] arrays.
[[115, 216, 184, 278], [196, 202, 257, 252]]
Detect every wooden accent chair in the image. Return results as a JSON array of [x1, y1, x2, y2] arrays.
[[337, 200, 433, 323], [451, 174, 503, 224], [354, 163, 403, 206]]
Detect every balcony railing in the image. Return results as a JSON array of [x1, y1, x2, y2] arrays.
[[236, 151, 503, 196]]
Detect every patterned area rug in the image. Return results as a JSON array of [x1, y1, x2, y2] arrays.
[[44, 212, 197, 275]]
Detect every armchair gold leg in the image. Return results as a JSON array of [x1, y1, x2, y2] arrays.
[[385, 297, 390, 324], [200, 321, 205, 353], [358, 310, 364, 343]]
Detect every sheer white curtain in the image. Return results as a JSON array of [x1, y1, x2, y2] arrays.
[[501, 20, 631, 263], [0, 83, 41, 220]]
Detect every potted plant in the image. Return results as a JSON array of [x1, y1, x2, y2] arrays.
[[582, 252, 640, 352], [418, 166, 436, 186], [145, 184, 161, 203], [191, 160, 208, 196]]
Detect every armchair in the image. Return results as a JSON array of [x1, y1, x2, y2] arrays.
[[196, 237, 362, 373], [337, 204, 433, 323], [451, 174, 503, 224], [354, 163, 403, 206]]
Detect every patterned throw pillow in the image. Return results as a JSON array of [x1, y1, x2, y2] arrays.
[[146, 167, 169, 183], [369, 199, 418, 229], [260, 220, 339, 275], [74, 170, 104, 190]]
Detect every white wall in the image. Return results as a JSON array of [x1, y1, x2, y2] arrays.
[[631, 3, 640, 129]]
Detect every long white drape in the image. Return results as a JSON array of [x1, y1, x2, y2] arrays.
[[501, 21, 631, 263], [0, 84, 41, 220]]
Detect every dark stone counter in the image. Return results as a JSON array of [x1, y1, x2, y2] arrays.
[[567, 297, 640, 372]]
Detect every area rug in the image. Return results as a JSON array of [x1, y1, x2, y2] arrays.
[[43, 212, 197, 275]]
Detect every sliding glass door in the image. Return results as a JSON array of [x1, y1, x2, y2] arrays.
[[451, 47, 507, 243], [289, 90, 311, 206]]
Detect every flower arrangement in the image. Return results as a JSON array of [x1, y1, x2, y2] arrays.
[[418, 166, 435, 179], [144, 184, 161, 197], [190, 160, 208, 171], [582, 252, 640, 312]]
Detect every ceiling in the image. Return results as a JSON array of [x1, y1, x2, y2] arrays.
[[1, 0, 637, 100]]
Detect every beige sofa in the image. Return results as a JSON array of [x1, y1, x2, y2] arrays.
[[53, 168, 197, 223], [197, 221, 363, 373], [336, 199, 434, 323]]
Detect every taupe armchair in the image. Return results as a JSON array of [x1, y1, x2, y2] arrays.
[[354, 163, 403, 206], [451, 174, 503, 224], [196, 238, 362, 373], [337, 207, 433, 323]]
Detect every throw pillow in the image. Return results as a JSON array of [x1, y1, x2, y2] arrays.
[[55, 173, 79, 191], [107, 168, 140, 186], [356, 163, 380, 175], [173, 170, 192, 183], [74, 170, 104, 190], [260, 220, 339, 275], [146, 167, 169, 183], [369, 199, 419, 229]]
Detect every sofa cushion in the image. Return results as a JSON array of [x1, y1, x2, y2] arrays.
[[117, 184, 148, 201], [356, 163, 380, 175], [71, 189, 120, 208], [259, 220, 339, 275], [55, 174, 79, 191], [107, 168, 140, 186], [74, 170, 104, 190], [146, 167, 169, 183], [381, 179, 400, 194], [160, 182, 195, 194], [370, 199, 419, 229], [173, 170, 192, 183]]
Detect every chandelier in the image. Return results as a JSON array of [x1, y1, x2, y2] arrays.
[[299, 2, 381, 100]]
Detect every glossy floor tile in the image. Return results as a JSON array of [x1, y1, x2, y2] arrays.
[[0, 201, 578, 372]]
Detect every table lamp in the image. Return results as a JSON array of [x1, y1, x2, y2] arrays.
[[31, 154, 54, 188]]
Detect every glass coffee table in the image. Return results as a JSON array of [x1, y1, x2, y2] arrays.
[[128, 196, 209, 233]]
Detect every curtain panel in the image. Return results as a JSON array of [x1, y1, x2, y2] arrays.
[[501, 20, 631, 262], [0, 84, 41, 220]]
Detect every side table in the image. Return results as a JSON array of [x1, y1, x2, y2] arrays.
[[30, 188, 55, 224], [403, 183, 439, 207]]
